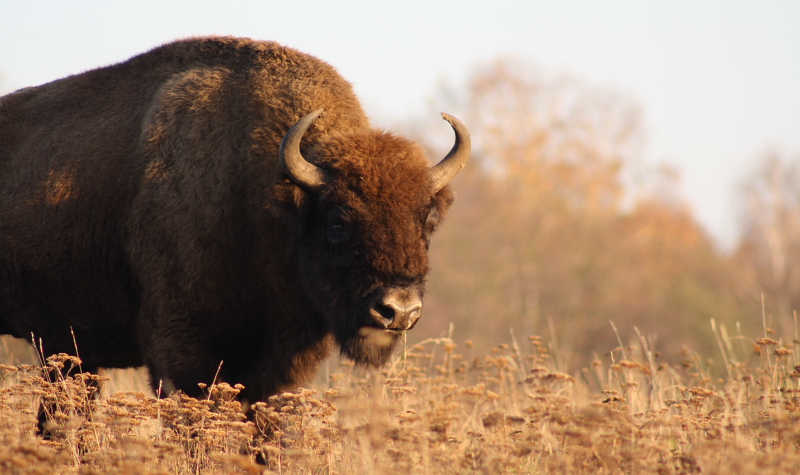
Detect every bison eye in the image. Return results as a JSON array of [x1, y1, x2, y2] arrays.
[[327, 220, 350, 246], [326, 207, 352, 247]]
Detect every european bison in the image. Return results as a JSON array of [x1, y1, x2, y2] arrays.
[[0, 37, 469, 402]]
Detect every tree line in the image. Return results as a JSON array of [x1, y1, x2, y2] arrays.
[[402, 57, 797, 369]]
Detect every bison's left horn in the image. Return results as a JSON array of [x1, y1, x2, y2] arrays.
[[280, 109, 331, 193], [429, 113, 471, 193]]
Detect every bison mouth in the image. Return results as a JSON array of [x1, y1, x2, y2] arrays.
[[337, 325, 402, 366], [359, 325, 404, 340]]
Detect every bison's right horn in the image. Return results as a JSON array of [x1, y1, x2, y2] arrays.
[[429, 113, 471, 193], [280, 109, 331, 193]]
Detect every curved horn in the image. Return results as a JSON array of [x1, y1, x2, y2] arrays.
[[430, 113, 471, 192], [279, 109, 331, 193]]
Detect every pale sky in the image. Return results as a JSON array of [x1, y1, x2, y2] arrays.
[[2, 0, 798, 249]]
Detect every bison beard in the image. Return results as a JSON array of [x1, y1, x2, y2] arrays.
[[0, 36, 469, 407]]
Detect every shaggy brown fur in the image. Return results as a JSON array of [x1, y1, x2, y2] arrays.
[[0, 37, 460, 402]]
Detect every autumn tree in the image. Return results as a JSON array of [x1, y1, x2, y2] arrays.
[[736, 150, 800, 334], [408, 58, 756, 367]]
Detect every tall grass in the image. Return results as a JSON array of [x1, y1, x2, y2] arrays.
[[1, 318, 799, 474]]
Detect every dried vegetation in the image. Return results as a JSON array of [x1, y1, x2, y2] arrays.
[[2, 321, 800, 474]]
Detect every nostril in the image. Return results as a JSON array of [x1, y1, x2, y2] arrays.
[[375, 304, 398, 321], [370, 303, 397, 328], [406, 304, 423, 330]]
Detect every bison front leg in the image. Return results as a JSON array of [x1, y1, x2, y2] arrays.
[[138, 308, 224, 399]]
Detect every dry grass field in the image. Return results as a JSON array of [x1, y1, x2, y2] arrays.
[[1, 319, 799, 475]]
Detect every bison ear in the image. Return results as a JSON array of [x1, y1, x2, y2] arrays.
[[269, 175, 312, 214], [292, 183, 309, 210], [269, 177, 316, 237], [428, 185, 455, 233]]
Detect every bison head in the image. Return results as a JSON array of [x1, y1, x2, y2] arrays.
[[277, 110, 470, 366]]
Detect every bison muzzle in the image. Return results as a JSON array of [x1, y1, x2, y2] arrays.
[[0, 36, 470, 404]]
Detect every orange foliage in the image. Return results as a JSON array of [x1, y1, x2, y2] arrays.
[[410, 58, 759, 368], [735, 150, 800, 334]]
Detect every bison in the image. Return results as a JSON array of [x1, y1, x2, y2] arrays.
[[0, 36, 469, 403]]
